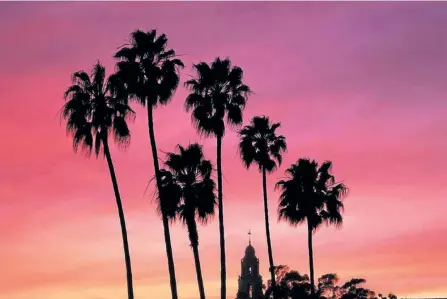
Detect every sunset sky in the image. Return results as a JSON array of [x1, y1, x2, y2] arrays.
[[1, 2, 447, 299]]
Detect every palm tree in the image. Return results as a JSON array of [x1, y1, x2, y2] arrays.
[[114, 29, 184, 299], [160, 143, 216, 299], [61, 62, 134, 299], [185, 57, 251, 299], [238, 116, 287, 296], [276, 159, 347, 297]]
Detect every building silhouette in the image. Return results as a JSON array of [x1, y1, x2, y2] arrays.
[[236, 231, 263, 299]]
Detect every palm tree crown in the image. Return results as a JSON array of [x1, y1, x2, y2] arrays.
[[161, 143, 217, 235], [115, 29, 184, 108], [62, 62, 133, 155], [276, 158, 347, 231], [239, 116, 287, 172], [185, 57, 251, 137]]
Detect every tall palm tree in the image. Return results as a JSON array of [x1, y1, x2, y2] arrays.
[[114, 29, 184, 299], [61, 62, 134, 299], [160, 143, 216, 299], [276, 159, 347, 297], [184, 57, 251, 299], [238, 116, 287, 296]]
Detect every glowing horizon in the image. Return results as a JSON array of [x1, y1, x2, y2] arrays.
[[1, 2, 446, 299]]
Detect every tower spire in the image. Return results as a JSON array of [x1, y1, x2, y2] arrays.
[[237, 229, 263, 299]]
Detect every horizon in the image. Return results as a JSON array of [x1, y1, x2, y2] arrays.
[[0, 2, 446, 299]]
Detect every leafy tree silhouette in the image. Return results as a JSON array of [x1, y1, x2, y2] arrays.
[[61, 62, 134, 299], [264, 266, 395, 299], [317, 273, 340, 299], [114, 29, 184, 299], [159, 143, 217, 299], [276, 159, 347, 296], [185, 57, 251, 299], [264, 265, 312, 299], [238, 115, 287, 297]]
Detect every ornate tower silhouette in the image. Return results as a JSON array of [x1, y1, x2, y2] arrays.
[[236, 231, 263, 299]]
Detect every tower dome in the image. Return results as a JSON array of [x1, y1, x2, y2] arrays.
[[245, 244, 255, 256]]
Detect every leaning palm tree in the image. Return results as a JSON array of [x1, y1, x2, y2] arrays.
[[114, 29, 184, 299], [61, 62, 134, 299], [238, 116, 287, 296], [276, 159, 347, 297], [160, 143, 216, 299], [185, 57, 251, 299]]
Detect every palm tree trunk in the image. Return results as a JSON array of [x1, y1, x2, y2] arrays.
[[192, 244, 206, 299], [262, 167, 276, 298], [216, 135, 226, 299], [147, 105, 178, 299], [103, 138, 134, 299], [187, 218, 206, 299], [307, 221, 315, 297]]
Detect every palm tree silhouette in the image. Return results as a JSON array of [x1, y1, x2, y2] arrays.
[[114, 29, 184, 299], [160, 143, 217, 299], [185, 57, 251, 299], [275, 159, 347, 297], [61, 62, 134, 299], [238, 116, 287, 297]]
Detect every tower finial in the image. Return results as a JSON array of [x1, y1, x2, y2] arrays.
[[248, 229, 251, 245]]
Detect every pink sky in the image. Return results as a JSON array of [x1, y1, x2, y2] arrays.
[[0, 2, 447, 299]]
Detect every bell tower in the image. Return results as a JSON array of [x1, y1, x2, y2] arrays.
[[236, 230, 263, 299]]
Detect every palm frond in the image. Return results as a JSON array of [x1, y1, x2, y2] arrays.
[[72, 123, 93, 154], [92, 62, 106, 93], [228, 65, 243, 86], [184, 93, 203, 111], [193, 61, 212, 81], [226, 103, 243, 127], [158, 169, 182, 220], [238, 133, 256, 169], [114, 46, 137, 61], [113, 116, 131, 147], [94, 133, 102, 157], [72, 71, 91, 87]]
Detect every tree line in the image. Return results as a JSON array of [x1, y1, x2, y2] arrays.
[[259, 266, 396, 299], [61, 29, 392, 299]]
